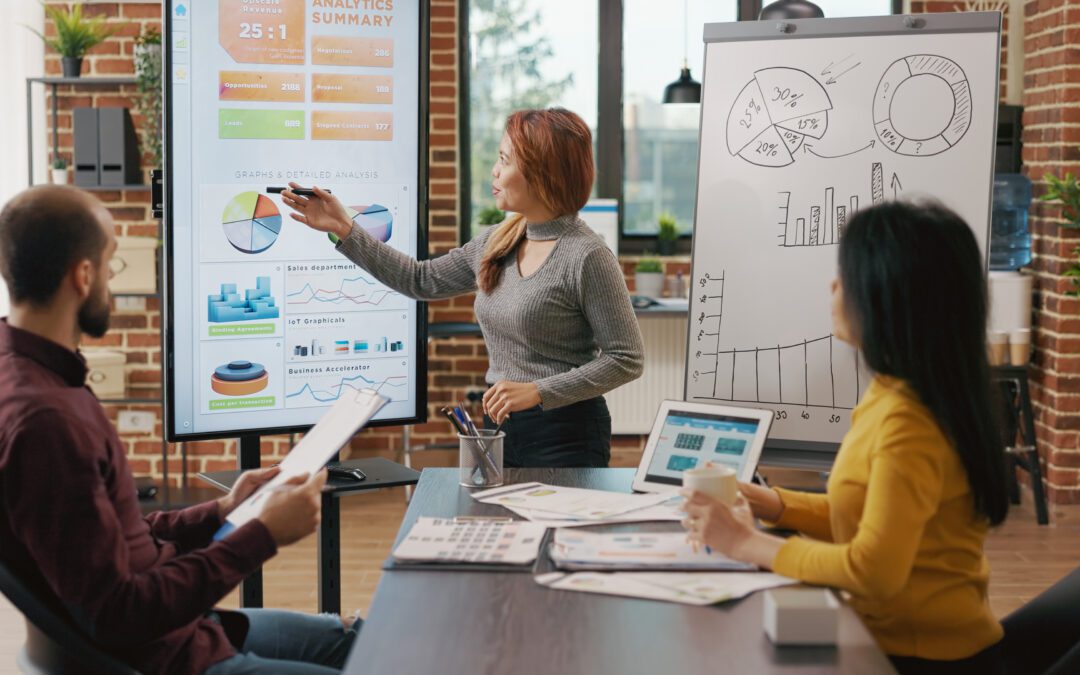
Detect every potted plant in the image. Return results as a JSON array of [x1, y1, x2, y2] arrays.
[[1038, 169, 1080, 296], [29, 2, 117, 78], [657, 212, 680, 255], [50, 157, 69, 185], [476, 204, 506, 234], [634, 258, 665, 298], [134, 26, 164, 172]]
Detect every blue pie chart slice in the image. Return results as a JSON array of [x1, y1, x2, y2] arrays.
[[346, 204, 393, 243], [221, 192, 281, 254]]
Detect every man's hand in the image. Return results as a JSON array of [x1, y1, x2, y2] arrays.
[[217, 466, 281, 519], [482, 381, 542, 425], [257, 470, 328, 547]]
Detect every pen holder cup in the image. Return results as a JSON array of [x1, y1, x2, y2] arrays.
[[459, 430, 505, 488]]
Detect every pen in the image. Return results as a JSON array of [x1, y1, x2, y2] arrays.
[[458, 402, 502, 482], [266, 186, 330, 196], [442, 407, 488, 483]]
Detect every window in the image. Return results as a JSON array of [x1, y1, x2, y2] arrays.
[[466, 0, 598, 239], [622, 0, 737, 236]]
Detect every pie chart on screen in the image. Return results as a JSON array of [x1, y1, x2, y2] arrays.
[[221, 192, 281, 254], [346, 204, 393, 242]]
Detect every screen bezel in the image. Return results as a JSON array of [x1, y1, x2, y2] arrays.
[[162, 1, 431, 442], [632, 400, 774, 492]]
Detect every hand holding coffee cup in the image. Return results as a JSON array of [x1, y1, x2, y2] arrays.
[[682, 463, 738, 506]]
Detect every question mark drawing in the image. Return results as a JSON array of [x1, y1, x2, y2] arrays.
[[882, 81, 890, 100], [915, 141, 923, 154]]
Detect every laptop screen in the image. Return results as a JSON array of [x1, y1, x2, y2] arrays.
[[645, 409, 765, 485]]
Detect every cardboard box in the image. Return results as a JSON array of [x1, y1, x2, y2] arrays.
[[83, 350, 126, 398], [110, 237, 158, 294]]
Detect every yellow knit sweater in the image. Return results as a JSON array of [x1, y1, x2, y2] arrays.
[[771, 376, 1003, 660]]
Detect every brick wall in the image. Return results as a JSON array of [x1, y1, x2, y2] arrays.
[[1020, 0, 1080, 505]]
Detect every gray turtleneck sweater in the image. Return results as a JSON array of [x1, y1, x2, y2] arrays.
[[336, 215, 645, 409]]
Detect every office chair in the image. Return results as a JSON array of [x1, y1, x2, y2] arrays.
[[1002, 565, 1080, 675], [0, 559, 140, 675]]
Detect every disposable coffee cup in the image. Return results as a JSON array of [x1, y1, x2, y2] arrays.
[[1010, 328, 1031, 366], [988, 330, 1009, 366], [683, 465, 738, 506]]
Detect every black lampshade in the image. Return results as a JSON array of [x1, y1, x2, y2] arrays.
[[759, 0, 825, 20], [663, 66, 701, 104]]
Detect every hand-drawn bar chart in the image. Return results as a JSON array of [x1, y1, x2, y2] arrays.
[[689, 270, 862, 410], [776, 162, 895, 247]]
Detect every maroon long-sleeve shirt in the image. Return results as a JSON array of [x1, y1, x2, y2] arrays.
[[0, 320, 277, 674]]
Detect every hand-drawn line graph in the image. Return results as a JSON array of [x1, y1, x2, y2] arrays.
[[776, 162, 903, 247], [726, 67, 833, 167], [874, 54, 972, 156], [690, 271, 861, 410], [285, 271, 406, 313]]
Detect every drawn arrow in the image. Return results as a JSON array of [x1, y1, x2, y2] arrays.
[[891, 173, 903, 199], [821, 54, 855, 77], [803, 140, 875, 159], [825, 61, 861, 85]]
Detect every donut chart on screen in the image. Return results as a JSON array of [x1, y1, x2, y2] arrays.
[[221, 192, 281, 254], [346, 204, 393, 242]]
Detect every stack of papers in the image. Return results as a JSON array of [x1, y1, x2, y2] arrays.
[[472, 482, 676, 525], [549, 530, 756, 571], [392, 517, 546, 566], [535, 571, 797, 606]]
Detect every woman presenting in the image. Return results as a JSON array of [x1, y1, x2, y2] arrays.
[[682, 201, 1010, 674], [282, 108, 644, 468]]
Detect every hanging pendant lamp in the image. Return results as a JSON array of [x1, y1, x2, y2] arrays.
[[663, 0, 701, 104]]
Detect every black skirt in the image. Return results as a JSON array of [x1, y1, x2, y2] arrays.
[[484, 396, 611, 468]]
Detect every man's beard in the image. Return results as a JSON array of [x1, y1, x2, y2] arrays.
[[77, 287, 110, 338]]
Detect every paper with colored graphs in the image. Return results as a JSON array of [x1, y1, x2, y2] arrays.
[[471, 482, 673, 521], [222, 388, 388, 533], [392, 517, 546, 565], [535, 571, 797, 606], [549, 530, 756, 571], [500, 495, 685, 528]]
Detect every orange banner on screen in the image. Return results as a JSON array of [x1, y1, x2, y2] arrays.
[[219, 0, 306, 65], [310, 36, 393, 67], [311, 74, 393, 104], [219, 71, 304, 102], [311, 112, 394, 141]]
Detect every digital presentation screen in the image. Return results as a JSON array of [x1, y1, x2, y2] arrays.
[[164, 0, 426, 441], [646, 411, 763, 483]]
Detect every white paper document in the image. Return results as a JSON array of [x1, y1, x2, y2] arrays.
[[222, 388, 388, 533], [501, 495, 686, 528], [471, 482, 673, 521], [535, 571, 797, 606], [549, 530, 756, 571], [392, 517, 547, 565]]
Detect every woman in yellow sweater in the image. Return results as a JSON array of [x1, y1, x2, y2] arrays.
[[682, 201, 1010, 674]]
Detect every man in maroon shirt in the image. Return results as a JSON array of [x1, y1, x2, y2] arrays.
[[0, 186, 360, 674]]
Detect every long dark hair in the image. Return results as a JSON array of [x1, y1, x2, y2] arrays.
[[839, 200, 1009, 525]]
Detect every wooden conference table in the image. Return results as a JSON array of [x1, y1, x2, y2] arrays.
[[345, 468, 895, 675]]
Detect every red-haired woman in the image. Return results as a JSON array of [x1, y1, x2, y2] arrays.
[[282, 108, 644, 468]]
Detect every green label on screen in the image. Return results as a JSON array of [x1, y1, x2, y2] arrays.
[[209, 323, 276, 337], [209, 396, 275, 410], [219, 109, 304, 140]]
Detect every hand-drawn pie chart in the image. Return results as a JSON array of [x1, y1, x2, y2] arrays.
[[873, 55, 971, 156], [726, 67, 833, 168], [346, 204, 393, 242], [221, 191, 281, 254]]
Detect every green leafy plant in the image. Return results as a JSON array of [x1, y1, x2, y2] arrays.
[[476, 205, 505, 226], [134, 26, 164, 169], [1039, 167, 1080, 296], [29, 2, 116, 58], [657, 212, 680, 242], [1039, 171, 1080, 226], [635, 258, 663, 274], [51, 157, 67, 170]]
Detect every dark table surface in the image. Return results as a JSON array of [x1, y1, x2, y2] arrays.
[[344, 468, 895, 675], [197, 457, 421, 496]]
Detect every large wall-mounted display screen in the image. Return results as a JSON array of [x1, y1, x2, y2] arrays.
[[164, 0, 427, 441]]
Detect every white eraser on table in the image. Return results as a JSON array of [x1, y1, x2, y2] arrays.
[[763, 587, 839, 646]]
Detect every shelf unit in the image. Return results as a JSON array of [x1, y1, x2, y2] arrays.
[[25, 76, 144, 188]]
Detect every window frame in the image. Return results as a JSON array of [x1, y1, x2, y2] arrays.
[[459, 0, 902, 252]]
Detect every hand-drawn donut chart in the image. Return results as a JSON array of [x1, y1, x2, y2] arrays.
[[873, 55, 971, 156], [726, 67, 833, 168]]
